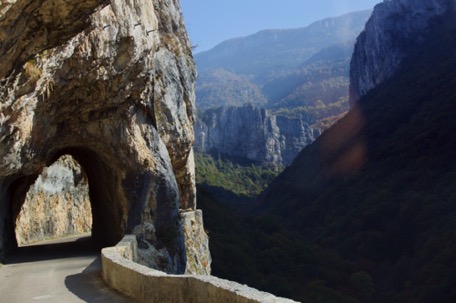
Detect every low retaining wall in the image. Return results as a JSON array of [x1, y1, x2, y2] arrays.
[[102, 235, 299, 303]]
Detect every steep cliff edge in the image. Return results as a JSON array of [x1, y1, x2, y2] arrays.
[[0, 0, 210, 274], [349, 0, 452, 104], [195, 105, 315, 167], [255, 2, 456, 301]]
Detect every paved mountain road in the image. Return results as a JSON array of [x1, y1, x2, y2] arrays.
[[0, 235, 134, 303]]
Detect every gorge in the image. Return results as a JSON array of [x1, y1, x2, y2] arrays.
[[193, 10, 372, 167], [197, 0, 456, 302], [2, 0, 455, 302]]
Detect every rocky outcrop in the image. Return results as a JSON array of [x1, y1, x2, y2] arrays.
[[15, 155, 92, 246], [195, 105, 315, 167], [276, 115, 317, 166], [180, 209, 211, 275], [349, 0, 453, 104], [0, 0, 210, 275]]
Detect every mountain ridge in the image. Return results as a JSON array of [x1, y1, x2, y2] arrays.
[[195, 10, 372, 75], [193, 1, 456, 302], [194, 11, 372, 167], [195, 10, 371, 112]]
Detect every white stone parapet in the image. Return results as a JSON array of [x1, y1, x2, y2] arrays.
[[102, 234, 300, 303]]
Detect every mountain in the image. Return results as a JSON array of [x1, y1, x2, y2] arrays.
[[257, 2, 456, 302], [195, 69, 268, 109], [194, 10, 372, 112], [195, 10, 372, 77], [193, 11, 372, 169]]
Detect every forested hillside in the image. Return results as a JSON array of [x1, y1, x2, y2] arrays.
[[197, 9, 456, 303], [258, 10, 456, 303]]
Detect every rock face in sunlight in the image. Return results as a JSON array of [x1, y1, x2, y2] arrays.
[[349, 0, 452, 104], [15, 156, 92, 246], [193, 11, 373, 169], [0, 0, 210, 275], [195, 105, 315, 167]]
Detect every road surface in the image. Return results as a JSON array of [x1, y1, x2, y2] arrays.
[[0, 235, 135, 302]]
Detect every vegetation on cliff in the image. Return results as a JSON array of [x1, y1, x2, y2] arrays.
[[195, 153, 280, 197], [198, 187, 365, 303]]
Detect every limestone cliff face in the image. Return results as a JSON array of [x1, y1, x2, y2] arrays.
[[349, 0, 452, 104], [15, 155, 92, 246], [276, 115, 316, 166], [0, 0, 210, 275], [195, 105, 315, 167]]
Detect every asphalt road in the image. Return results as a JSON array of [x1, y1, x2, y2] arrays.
[[0, 235, 135, 303]]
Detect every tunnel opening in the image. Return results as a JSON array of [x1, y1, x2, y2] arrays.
[[1, 146, 127, 261], [14, 155, 92, 247]]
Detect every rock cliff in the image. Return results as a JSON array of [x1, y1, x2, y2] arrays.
[[195, 105, 315, 167], [15, 155, 92, 245], [257, 5, 456, 300], [0, 0, 210, 274], [349, 0, 452, 104]]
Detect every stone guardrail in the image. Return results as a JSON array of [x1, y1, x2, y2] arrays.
[[102, 235, 300, 303]]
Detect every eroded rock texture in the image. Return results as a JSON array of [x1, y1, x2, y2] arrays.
[[349, 0, 452, 105], [195, 105, 315, 167], [0, 0, 210, 274], [15, 155, 92, 246]]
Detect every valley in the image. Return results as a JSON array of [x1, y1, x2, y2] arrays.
[[194, 10, 372, 168], [194, 1, 456, 302], [1, 1, 454, 302]]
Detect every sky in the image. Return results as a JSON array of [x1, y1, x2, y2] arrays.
[[180, 0, 382, 52]]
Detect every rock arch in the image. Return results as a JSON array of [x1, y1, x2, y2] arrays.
[[0, 109, 188, 272], [0, 0, 209, 274]]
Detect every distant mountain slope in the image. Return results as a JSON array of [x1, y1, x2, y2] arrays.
[[195, 10, 372, 77], [258, 6, 456, 303], [264, 56, 350, 108], [194, 10, 372, 112], [195, 69, 268, 109]]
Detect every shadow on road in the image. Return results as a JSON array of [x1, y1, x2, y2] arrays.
[[65, 257, 133, 303], [4, 235, 101, 264], [2, 235, 134, 302]]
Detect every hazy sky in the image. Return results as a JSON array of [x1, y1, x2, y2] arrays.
[[180, 0, 381, 52]]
